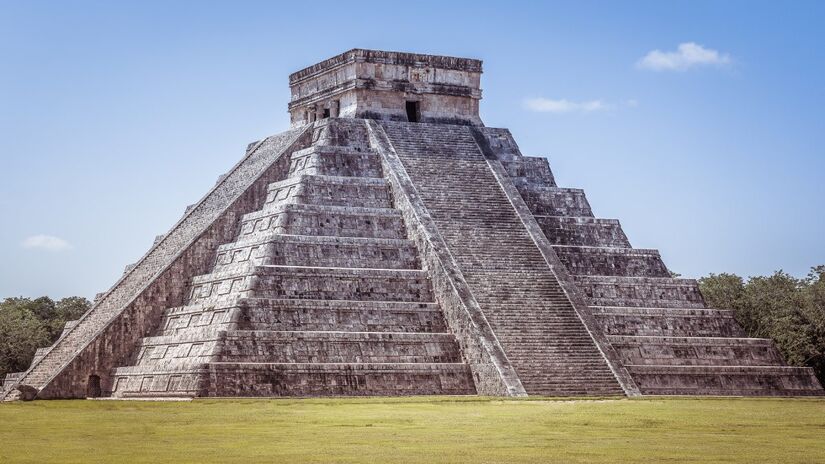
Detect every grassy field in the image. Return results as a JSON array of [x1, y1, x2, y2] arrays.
[[1, 396, 824, 463]]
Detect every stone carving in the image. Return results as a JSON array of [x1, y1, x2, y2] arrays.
[[4, 49, 821, 400]]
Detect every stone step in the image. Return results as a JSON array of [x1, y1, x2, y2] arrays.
[[214, 234, 419, 271], [554, 245, 670, 278], [535, 216, 631, 248], [238, 204, 405, 240], [1, 372, 25, 392], [627, 365, 824, 396], [574, 275, 706, 309], [608, 335, 785, 366], [189, 266, 434, 303], [264, 175, 392, 210], [288, 145, 383, 178], [592, 306, 745, 337], [61, 320, 79, 338]]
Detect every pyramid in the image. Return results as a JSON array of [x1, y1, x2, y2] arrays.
[[3, 49, 821, 400]]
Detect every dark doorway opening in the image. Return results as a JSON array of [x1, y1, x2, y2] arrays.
[[405, 101, 420, 122], [87, 375, 101, 398], [323, 108, 331, 119]]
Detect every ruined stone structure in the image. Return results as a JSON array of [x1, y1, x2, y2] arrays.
[[3, 49, 822, 400]]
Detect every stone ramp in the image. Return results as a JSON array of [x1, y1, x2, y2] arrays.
[[477, 127, 824, 396], [108, 118, 475, 398], [380, 121, 624, 396]]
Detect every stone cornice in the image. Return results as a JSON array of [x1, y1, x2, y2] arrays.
[[289, 48, 482, 85]]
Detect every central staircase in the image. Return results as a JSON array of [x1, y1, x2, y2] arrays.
[[380, 121, 624, 396], [109, 120, 475, 398]]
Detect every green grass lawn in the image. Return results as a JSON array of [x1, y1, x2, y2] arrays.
[[1, 396, 824, 463]]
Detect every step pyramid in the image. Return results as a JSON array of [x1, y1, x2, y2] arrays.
[[4, 49, 821, 400]]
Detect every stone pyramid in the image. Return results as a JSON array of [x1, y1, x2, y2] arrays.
[[4, 49, 821, 400]]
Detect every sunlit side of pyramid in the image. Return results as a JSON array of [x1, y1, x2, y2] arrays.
[[3, 49, 821, 400]]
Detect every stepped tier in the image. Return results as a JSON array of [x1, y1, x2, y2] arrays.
[[608, 336, 785, 366], [553, 246, 670, 278], [574, 275, 706, 309], [264, 175, 392, 210], [217, 331, 463, 363], [238, 204, 406, 240], [499, 157, 556, 185], [204, 363, 474, 397], [131, 330, 462, 365], [158, 298, 242, 335], [536, 216, 632, 247], [380, 121, 624, 396], [627, 365, 823, 396], [243, 266, 433, 302], [214, 235, 419, 271], [515, 185, 594, 217], [157, 298, 446, 336], [236, 299, 447, 333], [288, 146, 383, 178], [591, 306, 746, 337], [109, 362, 473, 398], [111, 361, 473, 398]]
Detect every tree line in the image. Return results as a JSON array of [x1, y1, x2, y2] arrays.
[[1, 266, 824, 385]]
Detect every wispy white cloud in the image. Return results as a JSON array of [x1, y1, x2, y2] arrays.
[[523, 98, 610, 114], [637, 42, 731, 72], [523, 98, 639, 114], [21, 234, 72, 252]]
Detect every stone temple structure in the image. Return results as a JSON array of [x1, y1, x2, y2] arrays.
[[3, 49, 822, 400]]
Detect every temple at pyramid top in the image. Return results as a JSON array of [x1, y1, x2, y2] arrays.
[[288, 49, 483, 126]]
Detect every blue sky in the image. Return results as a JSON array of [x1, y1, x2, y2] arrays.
[[1, 0, 824, 299]]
